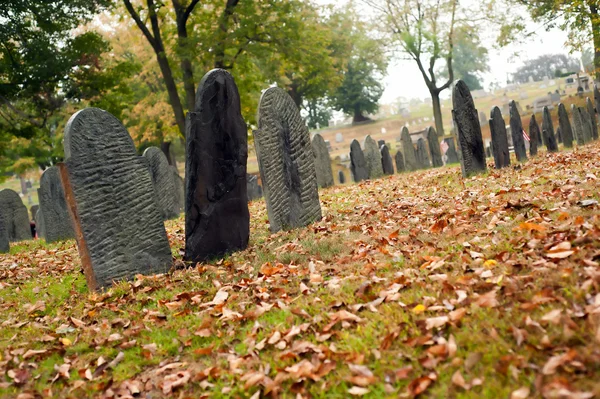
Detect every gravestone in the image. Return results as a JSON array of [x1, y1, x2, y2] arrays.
[[395, 151, 405, 173], [378, 140, 386, 148], [311, 133, 334, 188], [444, 138, 459, 164], [542, 106, 556, 147], [427, 127, 443, 167], [489, 107, 510, 169], [415, 138, 431, 169], [255, 86, 321, 233], [143, 147, 180, 220], [401, 127, 418, 171], [170, 166, 185, 213], [363, 135, 384, 179], [556, 126, 563, 144], [557, 103, 574, 148], [0, 189, 30, 242], [509, 100, 527, 162], [35, 209, 45, 240], [37, 166, 75, 243], [451, 80, 487, 177], [543, 129, 558, 152], [30, 205, 39, 221], [529, 115, 540, 156], [571, 104, 584, 145], [350, 139, 369, 182], [0, 216, 8, 253], [186, 69, 250, 259], [247, 174, 263, 201], [380, 145, 394, 175], [587, 97, 598, 140], [59, 107, 171, 291], [594, 86, 600, 132], [335, 133, 343, 143], [338, 170, 346, 184], [580, 107, 593, 143]]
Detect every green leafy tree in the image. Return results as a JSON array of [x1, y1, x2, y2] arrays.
[[511, 54, 580, 83], [439, 26, 489, 91]]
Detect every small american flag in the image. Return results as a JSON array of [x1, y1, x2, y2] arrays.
[[522, 128, 530, 142]]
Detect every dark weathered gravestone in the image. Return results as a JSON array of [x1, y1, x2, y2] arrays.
[[380, 145, 394, 175], [444, 138, 459, 164], [378, 140, 386, 148], [572, 104, 584, 145], [557, 103, 574, 148], [395, 151, 405, 173], [556, 126, 563, 144], [0, 216, 8, 253], [542, 106, 556, 147], [37, 167, 75, 243], [170, 166, 185, 213], [451, 80, 487, 177], [543, 129, 558, 152], [338, 170, 346, 184], [363, 135, 384, 179], [587, 97, 598, 140], [580, 107, 593, 143], [311, 133, 334, 188], [247, 174, 263, 201], [59, 108, 171, 291], [186, 69, 250, 258], [255, 86, 321, 233], [509, 100, 527, 162], [427, 127, 443, 167], [401, 127, 418, 171], [30, 205, 39, 221], [416, 138, 431, 169], [350, 139, 369, 182], [0, 189, 30, 242], [143, 147, 180, 220], [489, 106, 510, 169], [595, 86, 600, 126], [529, 115, 540, 156]]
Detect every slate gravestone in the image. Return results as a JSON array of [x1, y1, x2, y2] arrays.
[[529, 115, 540, 156], [255, 86, 321, 233], [394, 150, 405, 173], [338, 170, 346, 184], [35, 209, 45, 240], [311, 133, 334, 188], [186, 69, 250, 258], [30, 205, 39, 221], [37, 167, 75, 243], [335, 133, 343, 143], [416, 138, 431, 169], [542, 106, 556, 147], [556, 126, 563, 144], [59, 107, 171, 291], [380, 145, 394, 175], [558, 103, 574, 148], [543, 129, 558, 152], [378, 140, 386, 148], [587, 97, 598, 140], [427, 127, 443, 167], [363, 135, 384, 179], [143, 147, 180, 220], [509, 100, 527, 162], [350, 139, 369, 182], [489, 106, 510, 169], [401, 127, 418, 171], [170, 166, 185, 213], [451, 80, 487, 177], [0, 189, 30, 242], [572, 104, 584, 145], [247, 174, 263, 201], [0, 216, 8, 253], [444, 138, 459, 164], [580, 107, 593, 143]]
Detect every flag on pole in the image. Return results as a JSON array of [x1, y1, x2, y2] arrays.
[[522, 128, 530, 142]]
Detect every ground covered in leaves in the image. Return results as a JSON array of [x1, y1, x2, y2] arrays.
[[2, 145, 600, 399]]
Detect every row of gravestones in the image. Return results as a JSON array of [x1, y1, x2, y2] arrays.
[[453, 80, 600, 178]]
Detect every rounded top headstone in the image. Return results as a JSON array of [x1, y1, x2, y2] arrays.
[[0, 188, 22, 204], [452, 80, 474, 109], [195, 68, 242, 115]]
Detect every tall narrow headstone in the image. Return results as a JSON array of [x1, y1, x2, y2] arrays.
[[572, 104, 584, 145], [0, 189, 30, 242], [37, 167, 75, 243], [580, 107, 593, 143], [363, 135, 384, 179], [143, 147, 180, 220], [542, 106, 557, 148], [557, 103, 574, 148], [30, 205, 39, 221], [543, 129, 558, 152], [186, 69, 250, 258], [170, 166, 185, 213], [380, 145, 394, 175], [529, 115, 540, 156], [350, 139, 369, 182], [416, 138, 431, 169], [311, 134, 334, 188], [247, 174, 263, 201], [451, 80, 487, 177], [401, 127, 418, 171], [489, 107, 510, 169], [556, 126, 563, 144], [509, 100, 527, 162], [338, 170, 346, 184], [427, 127, 443, 167], [587, 97, 598, 140], [0, 217, 8, 253], [255, 86, 321, 233], [59, 107, 171, 290], [444, 138, 459, 164], [395, 151, 405, 173]]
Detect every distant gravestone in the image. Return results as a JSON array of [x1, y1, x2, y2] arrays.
[[378, 140, 386, 148], [580, 107, 593, 143], [311, 133, 334, 188], [143, 147, 180, 220], [380, 145, 394, 175], [30, 205, 39, 221], [363, 135, 384, 179], [451, 80, 487, 177], [556, 126, 563, 144], [335, 133, 343, 143], [247, 174, 263, 201], [187, 69, 250, 259], [59, 107, 171, 290], [338, 170, 346, 184], [571, 104, 584, 145], [395, 151, 405, 173], [350, 139, 369, 182], [255, 86, 321, 233], [509, 100, 527, 162], [427, 127, 443, 167], [542, 107, 556, 147], [415, 138, 431, 169], [0, 189, 30, 242], [37, 166, 75, 243], [0, 216, 8, 253], [401, 127, 418, 171], [444, 138, 459, 164], [543, 129, 558, 152], [489, 107, 510, 169], [587, 97, 598, 140], [529, 115, 540, 156], [170, 166, 184, 213], [557, 103, 574, 148]]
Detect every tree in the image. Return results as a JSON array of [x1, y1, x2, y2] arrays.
[[511, 54, 580, 83], [439, 26, 489, 91]]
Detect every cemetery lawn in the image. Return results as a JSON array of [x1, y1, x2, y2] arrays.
[[2, 147, 600, 399]]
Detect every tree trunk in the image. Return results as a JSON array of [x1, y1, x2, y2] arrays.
[[590, 4, 600, 82], [177, 26, 196, 111], [214, 0, 240, 69], [161, 141, 178, 172], [155, 52, 186, 138], [431, 91, 445, 136], [353, 106, 369, 124]]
